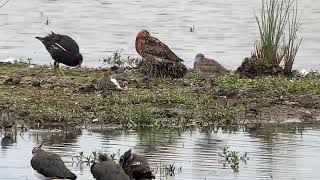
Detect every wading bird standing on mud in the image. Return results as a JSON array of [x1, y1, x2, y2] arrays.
[[1, 112, 15, 137], [135, 30, 187, 78], [119, 149, 155, 180], [135, 30, 183, 63], [36, 31, 83, 75], [31, 141, 77, 179], [193, 53, 228, 78], [91, 153, 130, 180]]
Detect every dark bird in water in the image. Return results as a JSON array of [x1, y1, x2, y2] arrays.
[[119, 149, 155, 180], [135, 30, 183, 63], [194, 53, 228, 78], [36, 31, 83, 75], [91, 153, 130, 180], [31, 141, 77, 180]]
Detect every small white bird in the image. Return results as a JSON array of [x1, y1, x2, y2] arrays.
[[299, 69, 309, 76], [97, 72, 127, 91]]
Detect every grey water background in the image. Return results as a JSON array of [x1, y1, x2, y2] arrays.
[[0, 0, 319, 70], [1, 127, 320, 179]]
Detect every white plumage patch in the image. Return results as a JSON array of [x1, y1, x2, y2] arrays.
[[110, 77, 122, 89], [131, 161, 142, 166], [54, 43, 68, 52]]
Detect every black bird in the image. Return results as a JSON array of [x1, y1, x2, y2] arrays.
[[31, 141, 77, 179], [119, 149, 155, 180], [36, 31, 83, 75], [91, 153, 130, 180]]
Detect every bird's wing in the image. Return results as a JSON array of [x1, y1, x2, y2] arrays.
[[130, 157, 151, 173], [195, 58, 227, 73], [57, 35, 80, 54], [92, 162, 130, 180], [91, 163, 107, 180], [31, 153, 76, 179], [42, 34, 79, 54], [143, 36, 183, 62]]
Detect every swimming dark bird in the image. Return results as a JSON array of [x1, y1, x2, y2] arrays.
[[119, 149, 155, 180], [135, 30, 183, 63], [36, 31, 83, 75], [91, 153, 130, 180], [31, 141, 77, 179]]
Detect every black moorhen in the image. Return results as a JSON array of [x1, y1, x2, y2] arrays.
[[31, 141, 77, 179], [36, 31, 83, 75], [91, 153, 130, 180], [119, 149, 155, 180]]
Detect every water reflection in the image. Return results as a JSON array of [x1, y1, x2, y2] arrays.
[[0, 126, 320, 179]]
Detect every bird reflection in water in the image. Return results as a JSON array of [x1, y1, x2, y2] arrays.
[[1, 131, 17, 156]]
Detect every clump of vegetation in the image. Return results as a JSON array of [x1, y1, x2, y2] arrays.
[[103, 50, 141, 68], [218, 146, 249, 172], [237, 0, 302, 77], [72, 150, 120, 166], [153, 162, 182, 178]]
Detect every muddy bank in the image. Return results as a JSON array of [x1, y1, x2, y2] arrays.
[[0, 62, 320, 130]]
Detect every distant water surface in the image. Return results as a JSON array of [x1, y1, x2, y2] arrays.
[[0, 0, 319, 70]]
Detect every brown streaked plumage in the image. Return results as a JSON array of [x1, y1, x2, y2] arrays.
[[31, 142, 77, 179], [194, 53, 228, 77], [91, 154, 130, 180], [119, 149, 155, 180], [1, 112, 15, 136], [135, 30, 183, 62]]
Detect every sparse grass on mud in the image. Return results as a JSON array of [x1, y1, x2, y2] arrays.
[[0, 62, 320, 129]]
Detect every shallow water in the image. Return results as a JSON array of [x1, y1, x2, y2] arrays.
[[1, 127, 320, 179], [0, 0, 319, 70]]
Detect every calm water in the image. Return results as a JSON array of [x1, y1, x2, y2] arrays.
[[1, 127, 320, 179], [0, 0, 319, 70]]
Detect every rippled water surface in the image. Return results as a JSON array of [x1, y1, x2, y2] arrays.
[[0, 0, 319, 69], [1, 127, 320, 179]]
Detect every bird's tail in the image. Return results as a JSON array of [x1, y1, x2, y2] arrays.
[[35, 36, 44, 42]]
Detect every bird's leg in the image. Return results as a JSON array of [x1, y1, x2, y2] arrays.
[[58, 67, 65, 76], [53, 61, 58, 74], [54, 61, 64, 76]]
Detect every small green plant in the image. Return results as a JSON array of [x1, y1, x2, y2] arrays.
[[72, 151, 97, 166], [254, 0, 302, 74], [72, 150, 121, 166], [218, 146, 249, 172], [153, 162, 182, 178], [103, 50, 140, 68]]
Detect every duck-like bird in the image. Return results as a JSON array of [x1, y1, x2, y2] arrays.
[[31, 142, 77, 179], [135, 30, 183, 63], [194, 53, 228, 77], [119, 149, 155, 180], [91, 153, 130, 180], [36, 31, 83, 75]]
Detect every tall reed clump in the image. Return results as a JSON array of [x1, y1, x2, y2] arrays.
[[254, 0, 302, 75]]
